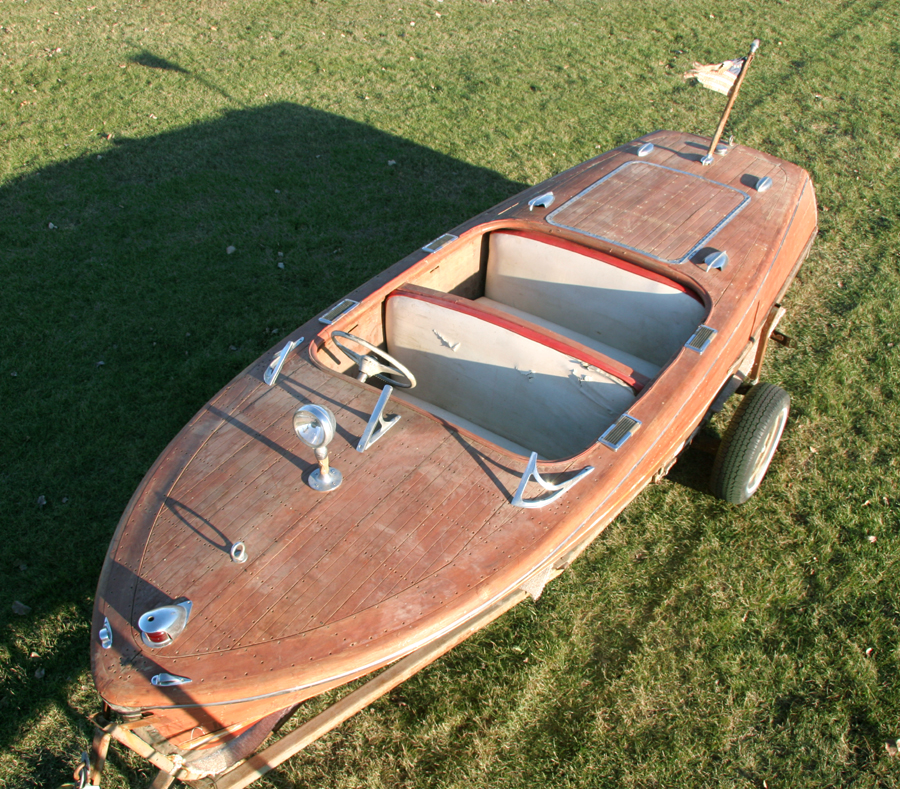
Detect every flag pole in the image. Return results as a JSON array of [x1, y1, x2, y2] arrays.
[[702, 38, 760, 165]]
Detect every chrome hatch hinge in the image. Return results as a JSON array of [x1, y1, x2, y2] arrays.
[[356, 385, 400, 452], [512, 452, 594, 509]]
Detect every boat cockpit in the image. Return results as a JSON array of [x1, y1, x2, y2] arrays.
[[310, 228, 708, 461]]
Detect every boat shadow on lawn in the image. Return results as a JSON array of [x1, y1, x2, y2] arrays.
[[0, 101, 526, 785]]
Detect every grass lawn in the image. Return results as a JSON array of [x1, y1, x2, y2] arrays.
[[2, 0, 899, 786]]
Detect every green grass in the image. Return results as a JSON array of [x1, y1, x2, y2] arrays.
[[2, 0, 900, 786]]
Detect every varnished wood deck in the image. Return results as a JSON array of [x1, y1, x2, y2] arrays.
[[91, 130, 817, 748]]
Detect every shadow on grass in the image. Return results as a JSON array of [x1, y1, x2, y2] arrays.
[[128, 49, 189, 73], [0, 102, 522, 781]]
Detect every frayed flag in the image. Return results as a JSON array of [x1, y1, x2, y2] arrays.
[[684, 57, 745, 95]]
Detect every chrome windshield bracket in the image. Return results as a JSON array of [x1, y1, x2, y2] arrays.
[[356, 385, 400, 452], [511, 452, 594, 509], [264, 337, 303, 386]]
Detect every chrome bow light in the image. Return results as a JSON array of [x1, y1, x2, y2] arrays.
[[137, 600, 192, 648], [294, 404, 343, 492]]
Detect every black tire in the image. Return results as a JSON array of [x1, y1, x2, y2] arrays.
[[710, 383, 790, 504]]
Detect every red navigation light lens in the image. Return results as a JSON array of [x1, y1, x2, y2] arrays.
[[137, 602, 192, 649]]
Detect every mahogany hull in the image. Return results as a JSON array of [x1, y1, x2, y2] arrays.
[[90, 131, 816, 756]]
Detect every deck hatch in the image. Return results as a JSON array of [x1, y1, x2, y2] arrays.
[[546, 161, 750, 264], [685, 325, 717, 353], [599, 414, 641, 450]]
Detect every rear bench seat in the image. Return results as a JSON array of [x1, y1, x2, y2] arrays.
[[385, 285, 644, 460], [484, 231, 707, 370]]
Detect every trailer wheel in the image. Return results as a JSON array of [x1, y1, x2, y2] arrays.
[[710, 383, 790, 504]]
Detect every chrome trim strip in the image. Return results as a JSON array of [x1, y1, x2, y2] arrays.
[[599, 414, 641, 450], [422, 233, 458, 253], [318, 299, 359, 326], [685, 325, 717, 353]]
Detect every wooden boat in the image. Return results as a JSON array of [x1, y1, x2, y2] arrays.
[[89, 129, 816, 784]]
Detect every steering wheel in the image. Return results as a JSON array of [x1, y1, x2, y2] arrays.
[[331, 331, 416, 389]]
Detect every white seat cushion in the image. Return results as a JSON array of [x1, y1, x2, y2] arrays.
[[386, 289, 636, 460]]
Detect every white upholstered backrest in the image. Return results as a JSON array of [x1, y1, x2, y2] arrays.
[[485, 232, 706, 368]]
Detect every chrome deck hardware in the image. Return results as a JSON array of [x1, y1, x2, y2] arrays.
[[318, 299, 359, 326], [138, 600, 193, 648], [599, 414, 641, 450], [151, 673, 192, 687], [637, 142, 654, 157], [685, 325, 718, 354], [357, 386, 400, 452], [230, 541, 248, 563], [512, 452, 594, 508], [528, 192, 555, 211], [264, 338, 303, 386], [98, 617, 113, 650], [294, 404, 343, 492], [702, 249, 729, 271], [422, 233, 458, 253]]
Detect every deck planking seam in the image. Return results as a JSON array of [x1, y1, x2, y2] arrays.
[[140, 377, 378, 647], [213, 418, 460, 650], [302, 442, 487, 627], [353, 479, 507, 609], [190, 442, 390, 651], [260, 433, 473, 640]]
